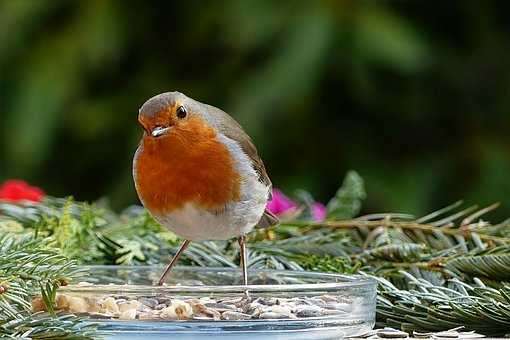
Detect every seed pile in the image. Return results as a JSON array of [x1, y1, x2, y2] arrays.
[[32, 291, 355, 321]]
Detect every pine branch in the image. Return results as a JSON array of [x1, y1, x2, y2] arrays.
[[284, 219, 510, 244], [0, 233, 96, 339], [446, 252, 510, 280], [4, 183, 510, 336], [375, 272, 510, 336], [4, 313, 97, 339]]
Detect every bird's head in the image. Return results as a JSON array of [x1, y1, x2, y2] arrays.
[[138, 91, 194, 138]]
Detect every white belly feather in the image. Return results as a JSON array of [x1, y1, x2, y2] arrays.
[[153, 133, 270, 241]]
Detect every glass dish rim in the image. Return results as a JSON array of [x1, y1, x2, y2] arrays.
[[62, 265, 377, 294]]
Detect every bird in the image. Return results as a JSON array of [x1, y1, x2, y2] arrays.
[[133, 91, 278, 286]]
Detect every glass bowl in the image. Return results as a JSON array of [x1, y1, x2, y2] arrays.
[[56, 266, 377, 339]]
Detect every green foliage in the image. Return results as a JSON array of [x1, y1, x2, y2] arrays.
[[445, 249, 510, 281], [327, 170, 366, 219], [365, 243, 426, 262], [299, 254, 361, 275], [2, 172, 510, 336], [0, 234, 95, 338], [0, 199, 174, 266], [376, 273, 510, 335], [5, 314, 96, 339], [354, 5, 429, 73]]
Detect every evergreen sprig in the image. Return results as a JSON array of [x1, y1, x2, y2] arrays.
[[375, 272, 510, 335], [2, 172, 510, 336], [0, 233, 95, 338]]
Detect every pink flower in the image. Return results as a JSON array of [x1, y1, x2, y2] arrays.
[[267, 188, 327, 221], [312, 202, 327, 222], [0, 180, 45, 203], [266, 189, 297, 215]]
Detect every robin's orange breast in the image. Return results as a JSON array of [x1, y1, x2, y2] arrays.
[[133, 116, 241, 214]]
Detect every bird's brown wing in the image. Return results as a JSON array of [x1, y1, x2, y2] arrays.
[[205, 104, 273, 193], [204, 104, 278, 228]]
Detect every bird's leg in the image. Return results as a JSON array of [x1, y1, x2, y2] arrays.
[[157, 239, 191, 286], [238, 235, 250, 299], [238, 235, 248, 285]]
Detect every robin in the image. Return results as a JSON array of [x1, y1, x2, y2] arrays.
[[133, 91, 278, 286]]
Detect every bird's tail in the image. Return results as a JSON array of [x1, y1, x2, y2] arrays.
[[256, 210, 279, 229]]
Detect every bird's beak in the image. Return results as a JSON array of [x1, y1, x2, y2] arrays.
[[151, 126, 171, 138]]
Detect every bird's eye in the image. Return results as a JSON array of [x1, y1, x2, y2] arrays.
[[176, 106, 187, 119]]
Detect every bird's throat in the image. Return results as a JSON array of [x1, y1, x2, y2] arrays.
[[134, 117, 241, 214]]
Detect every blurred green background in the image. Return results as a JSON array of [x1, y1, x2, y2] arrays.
[[1, 0, 510, 218]]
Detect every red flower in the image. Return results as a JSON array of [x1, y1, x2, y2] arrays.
[[0, 180, 45, 203]]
